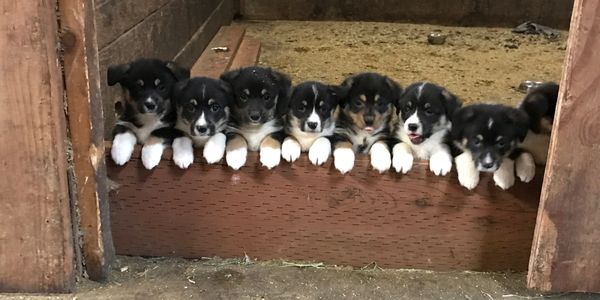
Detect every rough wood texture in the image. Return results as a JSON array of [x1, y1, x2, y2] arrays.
[[107, 146, 542, 271], [528, 0, 600, 293], [229, 36, 261, 70], [241, 0, 573, 29], [58, 0, 114, 282], [0, 0, 74, 292], [190, 25, 246, 77]]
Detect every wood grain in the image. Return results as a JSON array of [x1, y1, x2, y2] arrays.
[[58, 0, 115, 282], [229, 35, 261, 70], [107, 145, 542, 271], [190, 25, 246, 78], [0, 0, 74, 292], [528, 0, 600, 293]]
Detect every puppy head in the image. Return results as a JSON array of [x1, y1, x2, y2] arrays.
[[288, 82, 346, 133], [452, 104, 529, 172], [519, 82, 559, 134], [340, 73, 401, 132], [107, 58, 190, 115], [173, 77, 232, 137], [220, 67, 292, 125], [397, 82, 461, 144]]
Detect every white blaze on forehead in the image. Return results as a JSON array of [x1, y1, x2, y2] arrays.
[[196, 113, 207, 126], [417, 82, 427, 99], [311, 84, 319, 101], [202, 84, 206, 99], [488, 118, 494, 129]]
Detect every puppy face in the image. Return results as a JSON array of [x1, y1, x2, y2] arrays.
[[173, 77, 232, 137], [519, 82, 558, 134], [220, 67, 291, 125], [340, 73, 401, 132], [397, 82, 460, 144], [452, 104, 529, 172], [107, 58, 190, 115], [288, 82, 344, 133]]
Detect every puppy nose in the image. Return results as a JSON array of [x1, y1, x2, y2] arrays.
[[364, 115, 374, 125], [481, 162, 495, 169], [408, 123, 419, 132], [196, 125, 208, 134], [249, 112, 261, 122], [144, 101, 156, 111], [307, 122, 318, 130]]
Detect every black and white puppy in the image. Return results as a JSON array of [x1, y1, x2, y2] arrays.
[[220, 67, 292, 170], [281, 81, 345, 165], [171, 77, 233, 168], [108, 58, 190, 169], [451, 104, 529, 190], [332, 73, 402, 174], [392, 82, 461, 176]]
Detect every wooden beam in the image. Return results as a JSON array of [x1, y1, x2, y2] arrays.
[[190, 25, 246, 78], [0, 0, 74, 292], [229, 35, 261, 70], [528, 0, 600, 293], [58, 0, 115, 281]]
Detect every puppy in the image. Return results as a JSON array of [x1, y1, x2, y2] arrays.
[[332, 73, 402, 174], [392, 82, 461, 176], [451, 104, 529, 190], [108, 58, 190, 169], [220, 67, 292, 170], [281, 81, 345, 165], [171, 77, 233, 169]]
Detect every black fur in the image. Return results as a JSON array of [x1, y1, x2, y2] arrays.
[[518, 82, 558, 134]]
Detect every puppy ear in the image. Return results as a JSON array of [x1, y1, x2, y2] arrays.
[[165, 61, 190, 81], [270, 70, 292, 117], [508, 108, 530, 142], [327, 85, 349, 105], [384, 76, 403, 110], [172, 79, 190, 106], [441, 89, 462, 118], [451, 106, 476, 140], [107, 63, 130, 86], [220, 68, 241, 84], [218, 80, 234, 105]]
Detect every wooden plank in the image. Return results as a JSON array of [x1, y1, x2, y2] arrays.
[[106, 145, 541, 271], [229, 36, 261, 70], [0, 0, 74, 292], [528, 0, 600, 293], [190, 25, 246, 78], [58, 0, 115, 281]]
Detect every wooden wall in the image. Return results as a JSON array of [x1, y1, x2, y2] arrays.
[[96, 0, 236, 137], [241, 0, 573, 29]]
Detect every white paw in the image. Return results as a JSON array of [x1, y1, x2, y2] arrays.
[[515, 152, 536, 183], [111, 131, 137, 165], [308, 137, 331, 166], [281, 138, 301, 163], [260, 146, 281, 169], [455, 152, 480, 190], [172, 137, 194, 169], [141, 142, 165, 170], [333, 147, 355, 174], [392, 143, 413, 174], [226, 147, 247, 170], [203, 133, 226, 164], [493, 158, 515, 190], [370, 142, 391, 173], [429, 151, 453, 176]]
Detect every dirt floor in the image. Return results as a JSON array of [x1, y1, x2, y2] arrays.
[[241, 20, 567, 106], [1, 256, 598, 300]]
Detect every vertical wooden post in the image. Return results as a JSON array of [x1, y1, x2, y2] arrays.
[[58, 0, 114, 281], [0, 1, 75, 293], [528, 0, 600, 293]]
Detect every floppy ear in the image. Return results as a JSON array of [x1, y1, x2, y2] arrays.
[[220, 68, 241, 84], [107, 63, 130, 86], [269, 69, 292, 117], [165, 61, 190, 81], [172, 79, 190, 107], [339, 75, 359, 108], [508, 108, 530, 142], [327, 85, 349, 106], [384, 76, 403, 110], [450, 106, 476, 140], [441, 89, 462, 118], [218, 80, 234, 105]]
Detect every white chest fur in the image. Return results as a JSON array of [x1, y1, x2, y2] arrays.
[[237, 120, 281, 151], [191, 135, 210, 147], [520, 130, 551, 164], [347, 129, 381, 153], [118, 113, 167, 143], [397, 128, 449, 160], [289, 122, 335, 151]]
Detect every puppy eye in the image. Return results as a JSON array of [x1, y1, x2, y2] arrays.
[[298, 105, 306, 112], [157, 84, 166, 92], [473, 140, 482, 147], [425, 109, 435, 116], [497, 140, 506, 147], [263, 93, 270, 101], [239, 94, 248, 102], [354, 99, 364, 108], [210, 104, 221, 112], [185, 103, 196, 113]]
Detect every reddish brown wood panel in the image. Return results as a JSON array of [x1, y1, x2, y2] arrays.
[[528, 0, 600, 293], [58, 0, 114, 281], [107, 146, 541, 271], [190, 25, 246, 77], [229, 35, 261, 70], [0, 0, 74, 292]]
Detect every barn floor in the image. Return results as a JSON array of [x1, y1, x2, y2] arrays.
[[241, 20, 567, 106], [1, 256, 597, 299]]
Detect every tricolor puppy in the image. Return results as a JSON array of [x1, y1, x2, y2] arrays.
[[282, 81, 345, 165], [451, 104, 529, 190], [220, 67, 292, 170], [171, 77, 233, 169], [108, 58, 190, 169], [392, 82, 461, 176], [332, 73, 402, 174]]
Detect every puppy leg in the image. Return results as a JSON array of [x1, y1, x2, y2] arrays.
[[226, 134, 248, 170], [493, 158, 516, 190], [203, 132, 227, 164], [141, 136, 167, 170], [429, 146, 453, 176], [333, 141, 355, 174], [308, 136, 332, 166], [111, 125, 137, 165], [259, 134, 282, 169], [515, 152, 536, 183], [172, 136, 194, 169], [392, 143, 414, 174], [370, 141, 391, 173], [281, 136, 301, 163], [455, 152, 480, 190]]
